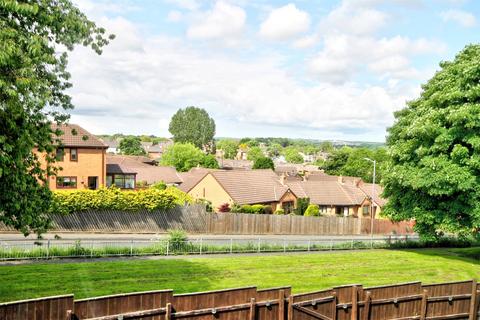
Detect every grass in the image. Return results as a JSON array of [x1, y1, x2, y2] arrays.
[[0, 247, 479, 302]]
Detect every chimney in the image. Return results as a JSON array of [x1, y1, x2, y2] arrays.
[[279, 173, 287, 185]]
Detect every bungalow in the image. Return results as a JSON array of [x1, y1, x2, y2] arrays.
[[106, 155, 182, 189], [183, 169, 298, 212], [287, 179, 372, 218]]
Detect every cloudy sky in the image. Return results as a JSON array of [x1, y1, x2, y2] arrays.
[[69, 0, 479, 142]]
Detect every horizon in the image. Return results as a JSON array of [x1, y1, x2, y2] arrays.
[[67, 0, 479, 142]]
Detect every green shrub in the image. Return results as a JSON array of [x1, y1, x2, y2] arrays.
[[197, 198, 213, 212], [150, 181, 167, 190], [240, 204, 253, 213], [230, 203, 242, 213], [295, 198, 310, 215], [274, 209, 285, 215], [49, 187, 187, 214], [304, 204, 320, 217], [251, 204, 266, 214]]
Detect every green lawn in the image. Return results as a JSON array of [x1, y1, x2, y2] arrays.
[[1, 248, 479, 303]]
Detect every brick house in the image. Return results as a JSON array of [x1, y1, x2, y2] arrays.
[[44, 124, 108, 190]]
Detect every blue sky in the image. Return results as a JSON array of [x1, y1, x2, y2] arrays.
[[69, 0, 480, 142]]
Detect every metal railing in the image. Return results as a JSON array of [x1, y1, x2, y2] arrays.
[[0, 235, 418, 261]]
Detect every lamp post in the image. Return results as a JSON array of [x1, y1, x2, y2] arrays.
[[364, 158, 376, 240]]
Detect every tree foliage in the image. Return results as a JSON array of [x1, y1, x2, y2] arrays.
[[161, 143, 217, 172], [216, 139, 238, 159], [304, 204, 320, 217], [168, 107, 216, 152], [382, 44, 480, 239], [252, 157, 275, 170], [0, 0, 113, 235], [119, 136, 147, 156], [320, 147, 387, 182], [283, 147, 304, 164], [247, 146, 264, 161]]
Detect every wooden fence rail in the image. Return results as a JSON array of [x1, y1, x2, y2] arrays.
[[0, 205, 415, 235], [1, 280, 478, 320]]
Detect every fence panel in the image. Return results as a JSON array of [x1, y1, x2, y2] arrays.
[[74, 290, 173, 319], [0, 295, 73, 320]]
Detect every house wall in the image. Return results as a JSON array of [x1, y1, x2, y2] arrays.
[[273, 190, 298, 212], [41, 148, 106, 190], [188, 174, 233, 210]]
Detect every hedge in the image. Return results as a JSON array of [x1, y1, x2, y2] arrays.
[[50, 187, 193, 215]]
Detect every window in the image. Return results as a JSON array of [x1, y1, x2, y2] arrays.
[[335, 206, 342, 215], [55, 148, 64, 161], [70, 148, 78, 161], [343, 206, 349, 216], [112, 174, 135, 189], [106, 175, 113, 187], [320, 205, 328, 213], [56, 176, 77, 188], [282, 201, 295, 214], [362, 206, 370, 215]]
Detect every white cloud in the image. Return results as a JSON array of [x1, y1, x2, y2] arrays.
[[306, 0, 446, 84], [186, 1, 246, 41], [440, 9, 477, 27], [67, 15, 416, 140], [259, 4, 310, 41]]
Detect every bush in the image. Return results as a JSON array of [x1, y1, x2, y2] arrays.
[[218, 203, 231, 212], [240, 204, 253, 213], [304, 204, 320, 217], [251, 204, 267, 214], [274, 209, 285, 215], [168, 229, 188, 251], [150, 181, 167, 190], [252, 157, 274, 170], [295, 198, 310, 215], [49, 187, 187, 214]]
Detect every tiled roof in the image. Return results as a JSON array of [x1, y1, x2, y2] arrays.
[[359, 183, 387, 207], [287, 180, 367, 206], [52, 124, 107, 148], [106, 155, 182, 184], [211, 169, 290, 205], [218, 158, 253, 170], [178, 167, 219, 192]]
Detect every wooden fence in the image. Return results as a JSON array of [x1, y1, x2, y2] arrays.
[[0, 205, 415, 235], [1, 280, 478, 319]]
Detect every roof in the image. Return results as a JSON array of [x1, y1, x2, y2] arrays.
[[52, 124, 107, 148], [359, 183, 386, 207], [217, 158, 253, 170], [100, 138, 119, 148], [210, 169, 291, 205], [106, 155, 182, 184], [305, 173, 362, 185], [287, 180, 367, 206], [178, 167, 219, 192]]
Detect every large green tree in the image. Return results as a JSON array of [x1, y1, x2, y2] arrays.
[[161, 143, 218, 172], [383, 44, 480, 239], [0, 0, 112, 235], [247, 146, 263, 161], [119, 137, 147, 156], [283, 147, 303, 164], [168, 107, 216, 152], [252, 157, 274, 170]]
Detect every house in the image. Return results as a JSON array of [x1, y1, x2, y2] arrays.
[[358, 182, 386, 217], [106, 155, 182, 189], [183, 169, 298, 212], [287, 179, 372, 218], [141, 139, 173, 160], [45, 124, 108, 190]]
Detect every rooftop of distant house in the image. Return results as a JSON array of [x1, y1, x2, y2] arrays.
[[51, 123, 108, 148]]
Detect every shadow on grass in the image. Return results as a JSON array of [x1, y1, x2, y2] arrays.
[[397, 246, 480, 265]]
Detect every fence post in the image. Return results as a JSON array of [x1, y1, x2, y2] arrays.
[[283, 239, 287, 253], [308, 240, 311, 252], [130, 240, 133, 256], [278, 289, 285, 320], [351, 286, 358, 320], [166, 240, 169, 256], [420, 289, 428, 320], [362, 292, 371, 320], [331, 291, 337, 320], [287, 295, 293, 320], [165, 302, 172, 320], [249, 298, 256, 320], [200, 237, 203, 255], [330, 239, 334, 251], [468, 280, 478, 320], [257, 238, 261, 253], [46, 239, 50, 259], [351, 238, 354, 250], [230, 238, 233, 254], [90, 242, 94, 258]]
